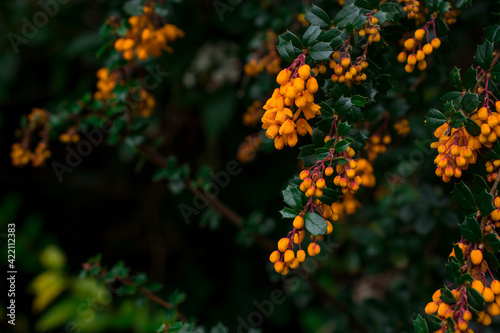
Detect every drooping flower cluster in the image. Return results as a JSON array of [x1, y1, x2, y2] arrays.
[[431, 123, 481, 182], [11, 108, 51, 167], [393, 118, 411, 137], [333, 148, 363, 194], [94, 68, 117, 102], [244, 31, 281, 77], [366, 133, 391, 162], [114, 4, 184, 61], [398, 26, 441, 73], [486, 159, 500, 182], [132, 88, 156, 118], [243, 101, 264, 127], [261, 60, 320, 149], [59, 128, 80, 144], [471, 102, 500, 148], [237, 133, 262, 164], [398, 0, 426, 24]]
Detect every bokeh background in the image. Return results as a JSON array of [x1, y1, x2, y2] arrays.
[[1, 0, 500, 332]]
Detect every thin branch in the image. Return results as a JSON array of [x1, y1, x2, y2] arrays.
[[473, 50, 500, 92]]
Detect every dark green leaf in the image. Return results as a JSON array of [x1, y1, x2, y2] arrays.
[[450, 111, 466, 128], [441, 91, 462, 107], [427, 315, 442, 331], [435, 17, 449, 36], [483, 233, 500, 253], [303, 25, 322, 47], [322, 28, 344, 49], [467, 287, 485, 311], [309, 42, 333, 61], [334, 139, 350, 153], [475, 41, 494, 69], [337, 122, 351, 137], [453, 182, 476, 211], [280, 208, 300, 219], [425, 109, 446, 128], [445, 261, 462, 286], [440, 286, 457, 305], [277, 40, 296, 62], [333, 4, 362, 29], [305, 4, 331, 28], [315, 147, 331, 160], [450, 67, 462, 91], [413, 314, 429, 333], [347, 128, 367, 151], [282, 185, 303, 210], [484, 252, 500, 271], [304, 212, 328, 236], [464, 67, 478, 90], [461, 91, 479, 113], [453, 243, 465, 264], [477, 190, 495, 216], [335, 96, 363, 123], [464, 118, 481, 136], [280, 30, 303, 51], [461, 273, 474, 284], [319, 101, 335, 117], [351, 95, 368, 107], [380, 2, 403, 22], [485, 25, 500, 46], [474, 174, 490, 195], [459, 216, 482, 243]]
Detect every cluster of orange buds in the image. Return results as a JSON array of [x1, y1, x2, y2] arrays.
[[114, 4, 184, 61], [358, 16, 381, 43], [471, 102, 500, 148], [299, 168, 328, 199], [394, 118, 410, 137], [311, 64, 327, 76], [59, 128, 80, 144], [431, 123, 480, 182], [237, 133, 262, 164], [331, 193, 361, 218], [333, 147, 363, 194], [486, 160, 500, 182], [398, 0, 426, 23], [269, 211, 333, 275], [398, 25, 441, 73], [356, 158, 376, 188], [330, 51, 368, 85], [366, 133, 391, 161], [94, 68, 117, 101], [244, 31, 281, 77], [132, 88, 156, 118], [444, 8, 461, 26], [261, 59, 320, 149], [243, 101, 264, 127], [11, 108, 52, 167]]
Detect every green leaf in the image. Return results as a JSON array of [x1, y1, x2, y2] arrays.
[[333, 4, 362, 29], [337, 122, 351, 137], [277, 40, 296, 62], [483, 233, 500, 253], [492, 64, 500, 82], [304, 212, 328, 236], [453, 243, 465, 264], [427, 315, 442, 331], [315, 147, 331, 160], [477, 190, 495, 216], [443, 101, 454, 117], [441, 91, 463, 107], [485, 25, 500, 46], [322, 28, 344, 49], [305, 4, 331, 28], [425, 109, 446, 128], [464, 67, 478, 90], [440, 286, 457, 305], [335, 96, 363, 123], [445, 261, 462, 286], [461, 273, 474, 284], [467, 287, 485, 311], [461, 91, 480, 113], [435, 17, 449, 36], [309, 42, 333, 61], [319, 187, 341, 205], [450, 67, 462, 91], [380, 3, 403, 22], [484, 252, 500, 271], [413, 314, 429, 333], [152, 168, 169, 182], [453, 182, 476, 211], [459, 216, 482, 243], [123, 0, 143, 16], [351, 95, 368, 107], [334, 139, 350, 153], [282, 185, 303, 211], [280, 30, 303, 51], [474, 174, 491, 195], [303, 25, 322, 47], [450, 111, 466, 128], [464, 118, 481, 136], [475, 41, 494, 69], [347, 128, 367, 151], [280, 208, 300, 219], [319, 101, 335, 117]]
